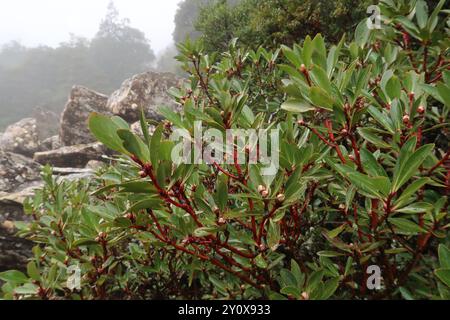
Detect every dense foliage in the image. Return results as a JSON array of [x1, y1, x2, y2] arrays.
[[194, 0, 373, 52], [1, 0, 449, 300], [0, 2, 155, 130]]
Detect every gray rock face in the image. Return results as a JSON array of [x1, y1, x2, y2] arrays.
[[33, 106, 60, 141], [0, 150, 41, 193], [41, 135, 62, 151], [0, 118, 40, 157], [0, 226, 33, 272], [59, 86, 109, 146], [107, 72, 182, 123], [0, 151, 40, 271], [33, 143, 107, 168]]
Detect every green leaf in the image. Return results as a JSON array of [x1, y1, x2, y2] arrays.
[[427, 0, 446, 32], [355, 18, 370, 48], [194, 227, 218, 237], [88, 113, 129, 154], [321, 277, 340, 300], [26, 261, 40, 282], [139, 107, 150, 145], [255, 254, 268, 269], [386, 75, 402, 100], [393, 178, 430, 208], [302, 36, 313, 67], [72, 238, 99, 247], [368, 106, 395, 134], [291, 260, 304, 287], [318, 251, 345, 257], [216, 174, 228, 212], [310, 65, 332, 93], [129, 197, 163, 212], [347, 172, 391, 199], [0, 270, 28, 283], [14, 283, 39, 295], [357, 128, 392, 149], [415, 0, 429, 30], [280, 286, 301, 299], [438, 244, 450, 269], [281, 99, 315, 113], [327, 224, 346, 239], [395, 17, 421, 39], [310, 87, 334, 110], [436, 83, 450, 106], [267, 220, 281, 251], [117, 129, 150, 163], [360, 148, 388, 177], [395, 202, 433, 214], [392, 144, 434, 192], [435, 269, 450, 287], [150, 125, 163, 168], [389, 217, 426, 234]]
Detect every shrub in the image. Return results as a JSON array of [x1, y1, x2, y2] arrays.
[[1, 0, 449, 300]]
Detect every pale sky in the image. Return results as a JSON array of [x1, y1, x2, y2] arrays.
[[0, 0, 181, 54]]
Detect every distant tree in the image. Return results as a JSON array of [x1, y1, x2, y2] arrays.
[[173, 0, 212, 44], [195, 0, 248, 52], [90, 1, 155, 92], [0, 1, 156, 130], [195, 0, 374, 52]]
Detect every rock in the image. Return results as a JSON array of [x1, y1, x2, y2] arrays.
[[52, 167, 94, 175], [59, 86, 109, 146], [130, 121, 156, 138], [0, 150, 41, 193], [32, 106, 60, 141], [41, 135, 62, 151], [33, 143, 108, 168], [0, 226, 33, 272], [0, 164, 40, 272], [0, 118, 40, 157], [107, 72, 182, 123], [86, 160, 104, 170]]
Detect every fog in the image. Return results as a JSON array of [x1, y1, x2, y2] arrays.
[[0, 0, 180, 54], [0, 0, 191, 130]]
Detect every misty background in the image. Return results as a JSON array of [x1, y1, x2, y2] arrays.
[[0, 0, 193, 129], [0, 0, 372, 130]]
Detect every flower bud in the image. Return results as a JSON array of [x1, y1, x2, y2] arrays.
[[261, 190, 269, 198], [402, 115, 410, 124], [299, 64, 307, 73], [417, 105, 425, 114], [301, 292, 310, 300], [258, 185, 266, 193], [297, 119, 305, 126], [276, 194, 286, 203]]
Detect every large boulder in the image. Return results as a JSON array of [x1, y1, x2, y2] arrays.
[[0, 226, 33, 272], [59, 86, 109, 146], [0, 150, 41, 194], [0, 118, 40, 157], [0, 151, 41, 270], [33, 106, 60, 141], [33, 143, 108, 168], [107, 72, 182, 123], [41, 135, 62, 151]]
